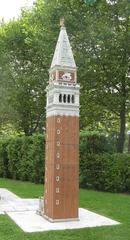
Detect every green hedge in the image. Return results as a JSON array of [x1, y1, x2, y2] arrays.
[[80, 153, 130, 193], [0, 133, 129, 193], [0, 138, 11, 178], [0, 135, 45, 183], [80, 130, 116, 154]]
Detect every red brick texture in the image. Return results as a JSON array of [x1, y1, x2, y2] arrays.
[[44, 115, 79, 220]]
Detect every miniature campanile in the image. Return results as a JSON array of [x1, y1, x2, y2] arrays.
[[44, 19, 80, 222]]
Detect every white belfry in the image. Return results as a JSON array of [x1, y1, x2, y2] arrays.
[[46, 23, 80, 119]]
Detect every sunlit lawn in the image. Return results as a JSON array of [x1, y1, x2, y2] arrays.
[[0, 178, 130, 240]]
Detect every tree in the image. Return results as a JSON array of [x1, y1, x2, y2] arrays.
[[33, 0, 130, 152], [1, 13, 48, 135], [80, 0, 130, 152], [0, 0, 130, 152], [0, 24, 14, 129]]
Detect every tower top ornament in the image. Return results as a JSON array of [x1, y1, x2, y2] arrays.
[[60, 17, 65, 27]]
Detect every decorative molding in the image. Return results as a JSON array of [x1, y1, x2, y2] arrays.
[[46, 110, 79, 117], [46, 83, 80, 93]]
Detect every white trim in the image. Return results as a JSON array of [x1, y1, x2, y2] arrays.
[[49, 66, 77, 74], [57, 118, 61, 123], [46, 83, 80, 92], [56, 187, 60, 193], [47, 109, 79, 117], [56, 141, 60, 146], [56, 176, 60, 181], [56, 153, 60, 158], [56, 200, 59, 205], [56, 164, 60, 170], [57, 129, 61, 134]]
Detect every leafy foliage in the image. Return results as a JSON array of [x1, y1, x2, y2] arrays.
[[0, 133, 129, 193], [80, 130, 116, 154], [0, 135, 45, 183], [0, 0, 130, 152], [80, 153, 130, 193]]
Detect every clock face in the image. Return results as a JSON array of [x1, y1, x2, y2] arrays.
[[62, 72, 72, 81]]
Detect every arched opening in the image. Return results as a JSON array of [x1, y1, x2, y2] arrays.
[[59, 94, 62, 103], [63, 94, 66, 103], [72, 95, 75, 104], [67, 94, 70, 103]]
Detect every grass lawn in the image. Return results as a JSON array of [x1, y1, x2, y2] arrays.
[[0, 178, 130, 240]]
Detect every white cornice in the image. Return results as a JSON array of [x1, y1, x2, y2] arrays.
[[46, 83, 80, 92], [46, 109, 79, 117]]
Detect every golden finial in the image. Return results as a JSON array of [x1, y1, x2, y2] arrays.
[[60, 17, 65, 27]]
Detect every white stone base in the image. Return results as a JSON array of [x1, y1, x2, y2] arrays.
[[0, 188, 120, 232], [7, 208, 120, 232]]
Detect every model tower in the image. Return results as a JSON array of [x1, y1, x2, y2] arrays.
[[44, 19, 80, 222]]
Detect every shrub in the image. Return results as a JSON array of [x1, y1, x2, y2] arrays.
[[0, 138, 10, 178], [80, 153, 130, 193], [7, 137, 23, 179], [80, 130, 116, 154], [0, 134, 45, 183], [0, 133, 129, 193]]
